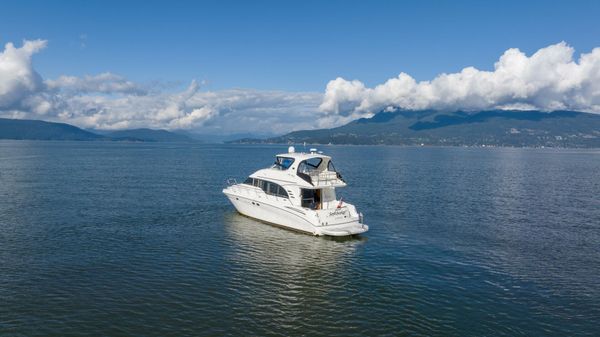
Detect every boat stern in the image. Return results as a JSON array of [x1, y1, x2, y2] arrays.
[[317, 221, 369, 236], [313, 205, 369, 236]]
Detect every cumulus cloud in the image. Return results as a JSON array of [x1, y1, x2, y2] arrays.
[[320, 42, 600, 117], [0, 39, 323, 133], [51, 80, 210, 130], [0, 39, 47, 111]]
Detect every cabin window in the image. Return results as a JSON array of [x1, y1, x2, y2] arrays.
[[243, 177, 254, 185], [268, 182, 279, 195], [278, 187, 289, 198], [277, 186, 288, 198], [261, 181, 270, 193], [254, 179, 288, 198], [275, 157, 295, 170]]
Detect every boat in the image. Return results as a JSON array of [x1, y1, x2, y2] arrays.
[[223, 147, 368, 236]]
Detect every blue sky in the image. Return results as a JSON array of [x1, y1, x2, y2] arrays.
[[3, 0, 600, 91], [1, 0, 600, 134]]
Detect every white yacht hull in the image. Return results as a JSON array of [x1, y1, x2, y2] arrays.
[[223, 186, 368, 237], [225, 193, 317, 234]]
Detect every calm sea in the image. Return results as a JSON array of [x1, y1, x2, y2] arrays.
[[1, 141, 599, 336]]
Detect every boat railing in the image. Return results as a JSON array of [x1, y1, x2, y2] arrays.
[[226, 178, 238, 186]]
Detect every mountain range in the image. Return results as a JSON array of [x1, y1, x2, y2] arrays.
[[0, 118, 194, 142], [234, 109, 600, 148], [3, 109, 600, 147]]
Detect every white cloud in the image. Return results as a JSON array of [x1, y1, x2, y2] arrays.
[[0, 39, 47, 110], [0, 39, 323, 133], [46, 73, 146, 95], [320, 42, 600, 116], [47, 81, 322, 131]]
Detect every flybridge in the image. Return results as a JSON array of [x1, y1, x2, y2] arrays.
[[272, 147, 346, 188]]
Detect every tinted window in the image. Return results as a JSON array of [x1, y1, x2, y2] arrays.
[[298, 158, 322, 174], [276, 157, 295, 170], [255, 179, 288, 198], [244, 177, 253, 185], [305, 158, 322, 168], [278, 186, 289, 198], [268, 182, 279, 195]]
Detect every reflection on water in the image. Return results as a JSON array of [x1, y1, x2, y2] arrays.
[[226, 215, 364, 287], [220, 212, 370, 335], [224, 211, 365, 268]]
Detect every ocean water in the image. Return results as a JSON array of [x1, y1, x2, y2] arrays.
[[1, 141, 599, 336]]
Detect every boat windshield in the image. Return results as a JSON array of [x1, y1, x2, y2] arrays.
[[298, 158, 322, 174], [274, 156, 294, 170]]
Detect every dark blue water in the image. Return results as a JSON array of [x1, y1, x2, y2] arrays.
[[1, 141, 599, 336]]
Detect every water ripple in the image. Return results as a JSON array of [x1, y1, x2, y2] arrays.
[[0, 142, 599, 336]]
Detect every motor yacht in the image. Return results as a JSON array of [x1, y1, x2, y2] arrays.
[[223, 147, 368, 236]]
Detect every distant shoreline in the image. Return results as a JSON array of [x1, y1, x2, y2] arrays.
[[2, 138, 598, 150]]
